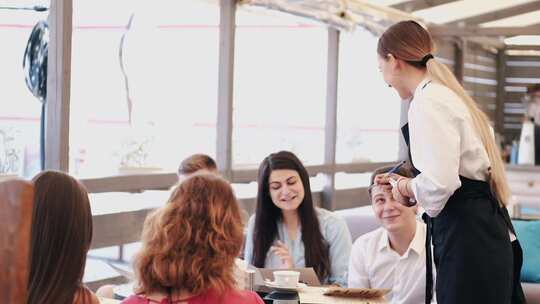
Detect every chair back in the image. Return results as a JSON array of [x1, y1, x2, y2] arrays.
[[0, 179, 34, 303]]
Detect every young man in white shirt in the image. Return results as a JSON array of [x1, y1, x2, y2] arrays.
[[348, 165, 435, 304]]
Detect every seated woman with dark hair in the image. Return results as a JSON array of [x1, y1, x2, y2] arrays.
[[27, 170, 99, 304], [121, 173, 264, 304], [244, 151, 352, 286]]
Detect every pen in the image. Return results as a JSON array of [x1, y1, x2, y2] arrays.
[[386, 160, 406, 176]]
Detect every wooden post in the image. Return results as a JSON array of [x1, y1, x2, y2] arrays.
[[45, 0, 72, 171], [495, 49, 507, 136], [321, 28, 340, 211], [216, 0, 236, 180]]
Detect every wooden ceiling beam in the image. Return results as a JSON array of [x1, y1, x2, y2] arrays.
[[447, 0, 540, 26], [391, 0, 458, 13], [430, 24, 540, 37], [506, 44, 540, 51]]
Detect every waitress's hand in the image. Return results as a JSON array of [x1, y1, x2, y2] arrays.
[[373, 173, 396, 192], [270, 241, 294, 269], [390, 178, 411, 206], [376, 173, 414, 206]]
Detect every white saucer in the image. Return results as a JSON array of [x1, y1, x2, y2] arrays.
[[264, 280, 307, 292]]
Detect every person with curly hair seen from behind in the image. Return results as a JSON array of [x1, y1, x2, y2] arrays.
[[97, 153, 220, 300], [121, 172, 264, 304]]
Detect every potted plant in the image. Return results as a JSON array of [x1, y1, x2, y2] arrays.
[[116, 130, 162, 174], [0, 128, 23, 180]]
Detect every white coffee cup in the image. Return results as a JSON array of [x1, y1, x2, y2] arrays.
[[273, 270, 300, 288]]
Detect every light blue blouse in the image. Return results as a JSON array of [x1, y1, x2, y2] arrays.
[[244, 207, 352, 286]]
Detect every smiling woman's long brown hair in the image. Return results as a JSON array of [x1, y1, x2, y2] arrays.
[[251, 151, 331, 282], [27, 170, 95, 304]]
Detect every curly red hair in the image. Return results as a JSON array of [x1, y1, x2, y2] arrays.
[[134, 173, 243, 296]]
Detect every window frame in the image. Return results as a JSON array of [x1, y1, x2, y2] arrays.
[[46, 0, 396, 210]]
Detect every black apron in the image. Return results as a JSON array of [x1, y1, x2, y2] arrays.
[[401, 87, 526, 304]]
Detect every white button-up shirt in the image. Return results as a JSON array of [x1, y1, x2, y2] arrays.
[[348, 221, 436, 304], [408, 78, 491, 217]]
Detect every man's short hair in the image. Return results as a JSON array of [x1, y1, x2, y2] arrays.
[[178, 154, 217, 176], [368, 164, 415, 198]]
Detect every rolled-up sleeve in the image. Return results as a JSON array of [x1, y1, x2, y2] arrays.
[[244, 215, 256, 265], [409, 93, 462, 217], [323, 214, 353, 286]]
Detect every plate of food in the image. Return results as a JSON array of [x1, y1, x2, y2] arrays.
[[322, 286, 390, 299]]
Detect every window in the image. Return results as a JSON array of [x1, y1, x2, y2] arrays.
[[0, 1, 49, 177], [336, 28, 400, 164], [335, 172, 371, 189], [70, 0, 219, 177], [232, 9, 328, 167]]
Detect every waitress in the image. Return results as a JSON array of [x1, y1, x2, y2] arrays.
[[375, 21, 525, 304]]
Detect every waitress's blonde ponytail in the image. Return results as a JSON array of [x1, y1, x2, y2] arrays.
[[426, 59, 510, 205], [378, 20, 510, 205]]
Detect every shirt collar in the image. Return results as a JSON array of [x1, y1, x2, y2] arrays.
[[378, 221, 425, 256], [413, 77, 432, 98], [377, 229, 390, 252]]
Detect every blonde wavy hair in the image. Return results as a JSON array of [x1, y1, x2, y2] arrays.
[[133, 172, 244, 295], [378, 20, 510, 206]]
